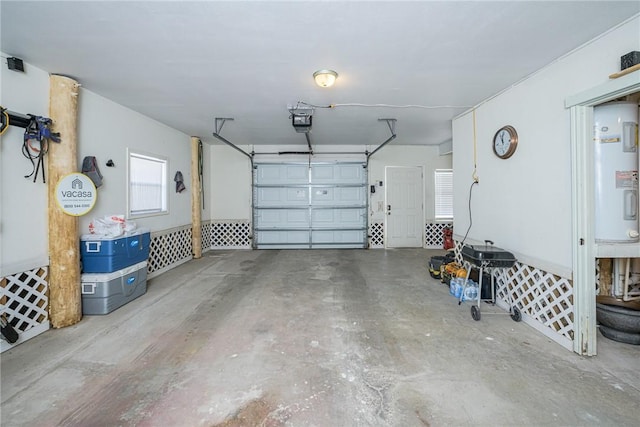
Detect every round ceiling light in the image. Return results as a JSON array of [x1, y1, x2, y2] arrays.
[[313, 69, 338, 88]]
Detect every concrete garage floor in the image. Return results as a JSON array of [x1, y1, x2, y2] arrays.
[[1, 249, 639, 426]]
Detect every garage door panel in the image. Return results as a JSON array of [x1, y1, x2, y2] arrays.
[[256, 164, 308, 184], [311, 208, 365, 228], [256, 209, 309, 228], [254, 163, 366, 249], [311, 230, 365, 248], [311, 187, 365, 205], [256, 230, 309, 245], [311, 163, 364, 184], [255, 187, 309, 207]]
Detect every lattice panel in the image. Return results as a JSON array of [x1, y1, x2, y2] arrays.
[[1, 267, 49, 332], [369, 222, 384, 248], [498, 265, 574, 341], [201, 222, 212, 252], [211, 222, 251, 248], [425, 222, 452, 248], [454, 242, 464, 264], [148, 228, 192, 274], [454, 240, 574, 345]]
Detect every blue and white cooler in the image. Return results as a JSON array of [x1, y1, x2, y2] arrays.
[[80, 228, 150, 273], [80, 228, 151, 314]]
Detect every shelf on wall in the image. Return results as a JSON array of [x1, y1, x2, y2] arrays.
[[595, 243, 640, 258]]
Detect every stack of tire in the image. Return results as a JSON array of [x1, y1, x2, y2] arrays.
[[596, 296, 640, 345]]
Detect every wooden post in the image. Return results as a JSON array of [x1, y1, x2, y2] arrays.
[[48, 75, 81, 328], [191, 136, 203, 259], [599, 258, 612, 297]]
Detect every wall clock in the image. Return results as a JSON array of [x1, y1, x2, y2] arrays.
[[493, 125, 518, 159]]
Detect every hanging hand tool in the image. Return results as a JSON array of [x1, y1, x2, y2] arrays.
[[22, 115, 61, 183]]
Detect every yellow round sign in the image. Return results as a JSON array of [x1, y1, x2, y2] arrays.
[[55, 173, 97, 216]]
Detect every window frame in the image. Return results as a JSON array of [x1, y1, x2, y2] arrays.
[[434, 169, 453, 220], [126, 149, 169, 219]]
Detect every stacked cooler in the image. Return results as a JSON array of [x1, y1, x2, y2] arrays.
[[80, 229, 151, 315]]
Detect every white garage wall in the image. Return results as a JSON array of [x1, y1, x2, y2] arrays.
[[368, 145, 452, 225], [209, 143, 452, 234], [210, 144, 252, 221], [452, 16, 640, 276], [76, 89, 197, 234], [0, 57, 50, 275], [0, 57, 205, 277]]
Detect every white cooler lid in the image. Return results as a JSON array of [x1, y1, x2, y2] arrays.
[[81, 260, 148, 282], [81, 227, 150, 241]]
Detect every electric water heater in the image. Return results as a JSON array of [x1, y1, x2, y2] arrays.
[[594, 102, 639, 242]]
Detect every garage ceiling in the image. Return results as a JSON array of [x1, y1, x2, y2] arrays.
[[1, 1, 639, 148]]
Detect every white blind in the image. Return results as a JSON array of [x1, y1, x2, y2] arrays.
[[129, 153, 167, 216], [434, 169, 453, 219]]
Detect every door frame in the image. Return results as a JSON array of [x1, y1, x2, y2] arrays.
[[384, 165, 424, 248], [566, 71, 640, 355]]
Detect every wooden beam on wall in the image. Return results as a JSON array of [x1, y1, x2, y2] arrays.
[[47, 75, 81, 328], [191, 136, 203, 259]]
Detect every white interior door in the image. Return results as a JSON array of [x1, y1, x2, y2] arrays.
[[385, 166, 423, 248]]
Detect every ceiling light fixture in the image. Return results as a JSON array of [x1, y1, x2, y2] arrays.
[[313, 69, 338, 88]]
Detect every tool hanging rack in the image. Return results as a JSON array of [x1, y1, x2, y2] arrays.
[[0, 106, 61, 183]]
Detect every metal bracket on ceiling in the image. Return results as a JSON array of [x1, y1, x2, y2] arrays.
[[212, 116, 254, 162], [367, 118, 398, 162], [214, 117, 234, 136], [379, 118, 397, 137]]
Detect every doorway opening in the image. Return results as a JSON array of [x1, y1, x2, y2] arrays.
[[567, 72, 640, 355]]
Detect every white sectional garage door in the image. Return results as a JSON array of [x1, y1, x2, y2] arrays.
[[254, 162, 367, 249]]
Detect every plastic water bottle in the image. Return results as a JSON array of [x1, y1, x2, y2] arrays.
[[449, 278, 459, 296], [464, 285, 478, 301]]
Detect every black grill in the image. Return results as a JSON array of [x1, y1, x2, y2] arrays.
[[461, 244, 516, 269]]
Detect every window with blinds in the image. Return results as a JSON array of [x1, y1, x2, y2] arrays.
[[128, 151, 168, 218], [434, 169, 453, 220]]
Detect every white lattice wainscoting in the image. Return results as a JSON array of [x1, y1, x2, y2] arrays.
[[201, 220, 212, 253], [454, 241, 574, 351], [1, 266, 50, 353], [148, 225, 193, 279], [211, 221, 252, 249], [369, 221, 452, 249], [425, 222, 452, 248], [369, 222, 384, 248], [498, 264, 573, 350]]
